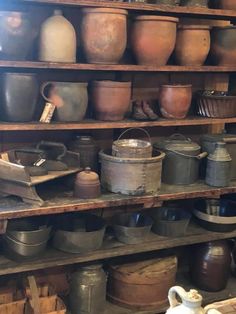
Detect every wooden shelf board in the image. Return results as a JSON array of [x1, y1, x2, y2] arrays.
[[1, 61, 236, 72], [1, 117, 236, 131], [1, 181, 236, 220], [20, 0, 236, 20], [0, 223, 236, 276]]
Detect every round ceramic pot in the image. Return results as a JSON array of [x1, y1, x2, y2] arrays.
[[0, 11, 36, 60], [217, 0, 236, 9], [210, 26, 236, 65], [175, 25, 211, 66], [91, 81, 131, 121], [180, 0, 208, 6], [41, 81, 88, 122], [1, 73, 39, 122], [131, 16, 179, 66], [81, 8, 128, 64], [159, 85, 192, 119]]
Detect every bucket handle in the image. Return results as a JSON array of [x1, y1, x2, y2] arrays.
[[40, 81, 55, 103], [169, 133, 191, 142], [166, 148, 208, 160], [117, 128, 151, 144]]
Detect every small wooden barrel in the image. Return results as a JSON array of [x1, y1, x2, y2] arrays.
[[107, 256, 177, 311]]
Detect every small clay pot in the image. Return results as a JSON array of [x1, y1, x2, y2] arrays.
[[217, 0, 236, 9], [131, 15, 179, 65], [210, 26, 236, 65], [180, 0, 208, 6], [159, 85, 192, 119], [74, 167, 101, 199], [175, 25, 211, 66], [81, 8, 128, 64], [91, 81, 131, 121]]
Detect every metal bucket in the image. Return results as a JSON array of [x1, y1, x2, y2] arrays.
[[112, 128, 152, 158], [99, 149, 165, 195]]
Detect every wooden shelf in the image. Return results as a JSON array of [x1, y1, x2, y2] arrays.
[[1, 117, 236, 131], [0, 223, 236, 276], [1, 61, 236, 72], [19, 0, 236, 20], [1, 181, 236, 220]]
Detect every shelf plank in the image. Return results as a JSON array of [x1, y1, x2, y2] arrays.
[[20, 0, 236, 20], [0, 223, 236, 276], [1, 117, 236, 131], [1, 181, 236, 220], [1, 61, 236, 72]]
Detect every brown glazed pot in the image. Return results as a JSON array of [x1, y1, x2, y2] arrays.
[[81, 8, 128, 64], [91, 81, 131, 121], [217, 0, 236, 9], [74, 167, 101, 199], [211, 26, 236, 65], [159, 85, 192, 119], [189, 240, 232, 292], [131, 16, 179, 65], [175, 25, 211, 66]]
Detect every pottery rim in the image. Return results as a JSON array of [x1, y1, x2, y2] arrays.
[[161, 84, 192, 88], [82, 7, 128, 15], [134, 15, 179, 22], [212, 25, 236, 30], [92, 80, 131, 88], [178, 25, 211, 30]]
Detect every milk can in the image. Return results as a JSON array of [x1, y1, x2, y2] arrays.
[[69, 264, 107, 314]]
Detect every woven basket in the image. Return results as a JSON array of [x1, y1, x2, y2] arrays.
[[197, 94, 236, 118], [0, 287, 26, 314]]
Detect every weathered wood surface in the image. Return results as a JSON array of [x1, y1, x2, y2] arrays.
[[0, 181, 236, 219], [1, 117, 236, 131], [17, 0, 236, 20], [0, 223, 236, 275], [1, 61, 236, 72]]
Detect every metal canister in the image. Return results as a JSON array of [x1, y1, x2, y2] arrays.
[[205, 142, 232, 187], [69, 264, 107, 314], [68, 135, 98, 171]]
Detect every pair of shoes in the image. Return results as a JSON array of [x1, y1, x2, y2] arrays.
[[132, 100, 159, 121]]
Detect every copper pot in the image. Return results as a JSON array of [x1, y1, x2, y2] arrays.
[[211, 26, 236, 65], [217, 0, 236, 9], [81, 8, 128, 64], [159, 85, 192, 119], [190, 240, 232, 292], [175, 25, 211, 66], [74, 167, 101, 199], [131, 16, 178, 65], [91, 81, 131, 121]]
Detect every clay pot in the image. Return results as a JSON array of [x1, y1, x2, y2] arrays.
[[175, 25, 211, 66], [39, 10, 76, 63], [74, 167, 101, 199], [0, 11, 37, 60], [159, 85, 192, 119], [91, 81, 131, 121], [1, 73, 39, 122], [131, 16, 178, 66], [190, 240, 232, 292], [211, 26, 236, 65], [180, 0, 208, 6], [81, 8, 128, 64], [217, 0, 236, 9]]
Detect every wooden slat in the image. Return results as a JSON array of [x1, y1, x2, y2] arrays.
[[0, 224, 236, 275], [1, 117, 236, 131], [1, 181, 236, 220], [17, 0, 236, 20]]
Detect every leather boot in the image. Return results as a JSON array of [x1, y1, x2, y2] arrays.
[[132, 100, 149, 120], [142, 101, 159, 121]]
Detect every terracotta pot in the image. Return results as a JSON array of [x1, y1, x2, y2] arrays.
[[217, 0, 236, 9], [175, 25, 211, 66], [180, 0, 208, 6], [39, 10, 76, 63], [91, 81, 131, 121], [131, 16, 178, 65], [74, 167, 101, 199], [211, 26, 236, 65], [81, 8, 128, 64], [190, 240, 232, 292], [159, 85, 192, 119]]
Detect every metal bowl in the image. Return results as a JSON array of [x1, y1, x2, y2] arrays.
[[53, 213, 106, 253], [112, 212, 153, 244], [112, 139, 152, 158]]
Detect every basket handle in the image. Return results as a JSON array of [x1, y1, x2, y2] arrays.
[[169, 133, 191, 142], [28, 276, 40, 314], [117, 128, 151, 144]]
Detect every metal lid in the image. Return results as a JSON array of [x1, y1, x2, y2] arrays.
[[76, 167, 100, 184], [166, 141, 200, 152], [208, 142, 232, 162], [154, 134, 200, 152], [201, 133, 236, 143]]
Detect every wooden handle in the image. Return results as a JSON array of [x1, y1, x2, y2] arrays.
[[223, 137, 236, 144], [28, 276, 40, 314]]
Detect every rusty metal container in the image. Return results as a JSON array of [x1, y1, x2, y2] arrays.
[[107, 256, 177, 311], [99, 149, 165, 195]]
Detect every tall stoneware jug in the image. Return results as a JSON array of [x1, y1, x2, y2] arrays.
[[189, 240, 231, 292], [39, 9, 76, 63], [1, 73, 39, 122], [69, 264, 107, 314]]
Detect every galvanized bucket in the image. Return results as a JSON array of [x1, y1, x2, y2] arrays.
[[112, 128, 152, 158], [99, 149, 165, 195]]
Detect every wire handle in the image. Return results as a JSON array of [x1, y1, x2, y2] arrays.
[[117, 127, 151, 144]]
